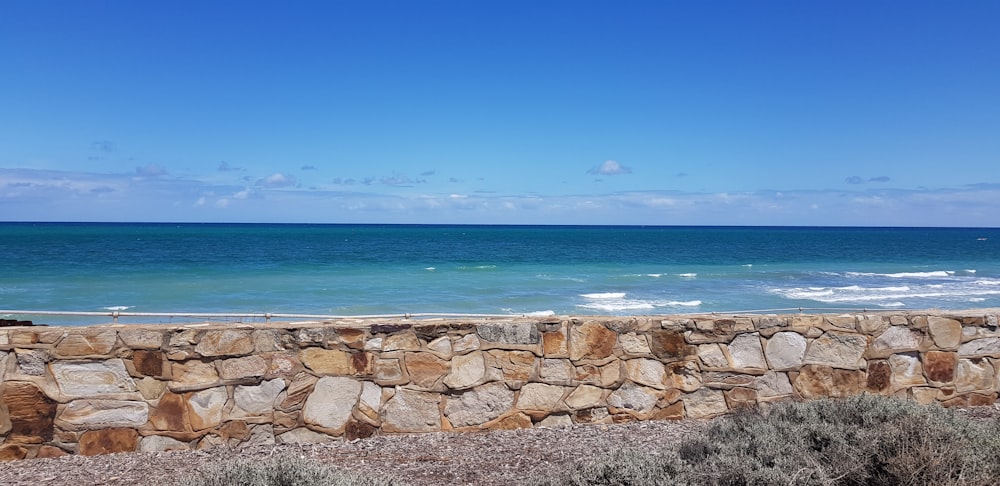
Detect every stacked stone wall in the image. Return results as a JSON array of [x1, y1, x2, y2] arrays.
[[1, 311, 999, 460]]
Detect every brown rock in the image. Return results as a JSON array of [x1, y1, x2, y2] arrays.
[[79, 428, 139, 455], [373, 357, 408, 386], [485, 350, 535, 382], [2, 381, 57, 442], [543, 324, 569, 356], [119, 329, 165, 349], [299, 348, 353, 375], [55, 329, 118, 356], [649, 401, 685, 420], [650, 330, 695, 362], [866, 361, 891, 392], [35, 445, 69, 458], [194, 329, 254, 357], [927, 317, 963, 349], [486, 412, 532, 431], [569, 321, 616, 361], [149, 391, 189, 431], [265, 353, 304, 378], [793, 365, 865, 399], [969, 393, 997, 406], [278, 373, 318, 411], [924, 351, 957, 383], [217, 355, 267, 381], [404, 352, 450, 391], [132, 350, 167, 378], [344, 419, 376, 440], [0, 444, 28, 461]]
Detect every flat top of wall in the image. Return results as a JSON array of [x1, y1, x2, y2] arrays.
[[3, 309, 999, 332]]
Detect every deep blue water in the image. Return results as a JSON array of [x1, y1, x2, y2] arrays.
[[1, 223, 998, 325]]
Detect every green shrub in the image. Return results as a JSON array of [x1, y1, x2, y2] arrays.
[[173, 453, 398, 486], [536, 395, 1000, 486]]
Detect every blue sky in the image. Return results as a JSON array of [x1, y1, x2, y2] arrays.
[[1, 1, 998, 226]]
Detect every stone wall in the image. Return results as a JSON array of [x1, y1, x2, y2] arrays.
[[2, 311, 999, 460]]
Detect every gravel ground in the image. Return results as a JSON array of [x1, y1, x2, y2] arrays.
[[0, 420, 708, 486]]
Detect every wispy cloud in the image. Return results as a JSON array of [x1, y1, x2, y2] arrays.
[[587, 160, 632, 176], [90, 140, 116, 153], [255, 173, 297, 188], [420, 170, 436, 177], [869, 176, 891, 183], [845, 175, 865, 184], [301, 165, 318, 171]]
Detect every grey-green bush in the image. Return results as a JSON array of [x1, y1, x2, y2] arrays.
[[173, 453, 398, 486], [536, 395, 1000, 486]]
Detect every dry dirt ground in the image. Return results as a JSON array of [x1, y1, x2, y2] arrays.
[[0, 420, 708, 486], [4, 406, 999, 486]]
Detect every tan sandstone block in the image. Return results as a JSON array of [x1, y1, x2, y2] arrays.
[[54, 329, 118, 356], [404, 352, 450, 391], [569, 321, 616, 361], [299, 348, 352, 375], [194, 329, 254, 357], [217, 355, 267, 381], [79, 428, 139, 455], [927, 317, 962, 349]]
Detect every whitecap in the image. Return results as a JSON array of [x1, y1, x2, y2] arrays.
[[577, 301, 655, 312], [103, 306, 130, 311], [646, 274, 663, 278], [966, 269, 977, 274], [580, 292, 627, 299], [678, 273, 697, 278], [879, 302, 907, 307], [424, 267, 436, 271], [524, 310, 556, 317], [664, 300, 702, 307]]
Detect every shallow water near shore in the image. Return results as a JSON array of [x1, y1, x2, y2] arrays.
[[2, 223, 999, 325]]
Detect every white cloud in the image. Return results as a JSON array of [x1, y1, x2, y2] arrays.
[[256, 173, 297, 188], [135, 164, 168, 177], [587, 160, 632, 176]]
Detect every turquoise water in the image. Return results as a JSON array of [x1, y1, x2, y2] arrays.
[[1, 223, 999, 325]]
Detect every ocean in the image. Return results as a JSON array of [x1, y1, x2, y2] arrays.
[[2, 223, 999, 326]]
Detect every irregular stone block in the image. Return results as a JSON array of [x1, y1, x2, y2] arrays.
[[608, 382, 660, 414], [477, 321, 540, 345], [543, 324, 569, 356], [427, 336, 453, 358], [79, 428, 138, 455], [382, 388, 441, 433], [724, 387, 757, 409], [266, 353, 303, 379], [278, 373, 318, 411], [299, 348, 353, 375], [564, 385, 604, 410], [15, 349, 49, 376], [383, 331, 422, 352], [252, 329, 284, 352], [55, 329, 118, 356], [625, 358, 666, 389], [764, 332, 807, 370], [373, 357, 408, 386], [728, 333, 766, 369], [140, 435, 190, 452], [888, 353, 926, 391], [923, 351, 957, 383], [866, 361, 891, 392], [453, 333, 480, 354], [148, 391, 188, 431], [516, 383, 566, 411], [538, 414, 574, 427], [234, 378, 285, 417], [303, 376, 361, 434], [277, 427, 334, 444], [357, 381, 382, 423], [136, 376, 166, 401], [404, 352, 449, 391], [1, 381, 57, 442], [792, 365, 865, 399], [697, 344, 729, 369], [485, 350, 535, 383], [754, 371, 793, 399], [444, 351, 487, 390], [927, 317, 962, 349], [444, 382, 515, 427], [825, 315, 857, 330], [682, 389, 728, 419], [803, 331, 867, 369], [958, 338, 1000, 357], [52, 360, 138, 398], [217, 355, 267, 381], [650, 329, 695, 362], [170, 360, 220, 391], [664, 360, 702, 392], [702, 372, 756, 390], [872, 326, 924, 353], [857, 315, 889, 335], [195, 329, 254, 357], [486, 412, 532, 431], [57, 400, 149, 430], [618, 333, 651, 355], [186, 387, 228, 430], [955, 358, 995, 393], [131, 350, 167, 378], [569, 321, 616, 361], [650, 401, 686, 420], [0, 444, 29, 461], [539, 358, 573, 384]]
